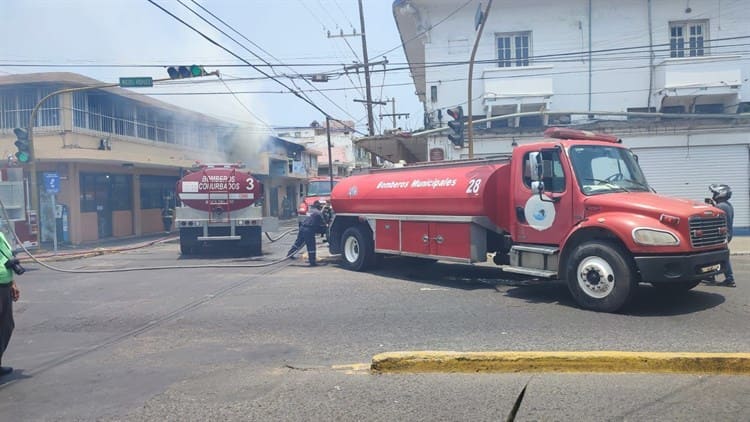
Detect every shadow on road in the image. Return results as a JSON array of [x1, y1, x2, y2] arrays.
[[623, 286, 725, 316], [364, 259, 727, 315], [503, 282, 725, 315]]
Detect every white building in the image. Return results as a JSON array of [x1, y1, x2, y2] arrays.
[[275, 120, 371, 176], [385, 0, 750, 230]]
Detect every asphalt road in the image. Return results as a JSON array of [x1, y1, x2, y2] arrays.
[[1, 235, 748, 421]]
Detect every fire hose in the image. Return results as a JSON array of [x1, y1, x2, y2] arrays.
[[0, 198, 308, 273]]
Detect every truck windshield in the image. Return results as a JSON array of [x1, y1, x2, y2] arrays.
[[307, 180, 338, 196], [568, 145, 651, 195]]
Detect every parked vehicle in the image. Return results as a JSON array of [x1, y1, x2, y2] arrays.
[[327, 128, 729, 312], [297, 176, 341, 224]]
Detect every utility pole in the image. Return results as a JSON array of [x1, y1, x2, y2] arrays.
[[467, 0, 494, 159], [357, 0, 375, 137], [379, 98, 410, 129]]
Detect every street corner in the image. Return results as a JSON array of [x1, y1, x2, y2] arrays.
[[370, 351, 750, 375]]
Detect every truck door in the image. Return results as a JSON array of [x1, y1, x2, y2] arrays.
[[512, 148, 574, 245]]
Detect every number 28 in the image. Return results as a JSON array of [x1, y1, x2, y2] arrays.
[[466, 178, 481, 194]]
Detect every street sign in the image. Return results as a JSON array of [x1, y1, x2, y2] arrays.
[[44, 172, 60, 194], [119, 77, 153, 88]]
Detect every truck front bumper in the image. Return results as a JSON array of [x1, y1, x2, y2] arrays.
[[634, 249, 729, 283]]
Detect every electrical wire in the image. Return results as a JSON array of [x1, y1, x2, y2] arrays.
[[146, 0, 366, 136], [174, 0, 365, 133]]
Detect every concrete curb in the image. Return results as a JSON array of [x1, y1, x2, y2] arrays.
[[371, 351, 750, 375]]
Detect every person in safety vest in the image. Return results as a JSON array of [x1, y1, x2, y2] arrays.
[[0, 231, 22, 377], [286, 200, 327, 266]]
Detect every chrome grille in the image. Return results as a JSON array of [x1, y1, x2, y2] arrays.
[[689, 215, 727, 247]]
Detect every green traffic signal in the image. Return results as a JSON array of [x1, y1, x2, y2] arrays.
[[167, 65, 208, 79], [13, 127, 31, 163], [190, 65, 204, 77]]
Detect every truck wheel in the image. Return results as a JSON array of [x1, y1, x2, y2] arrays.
[[179, 228, 199, 255], [238, 226, 262, 256], [341, 226, 374, 271], [566, 241, 635, 312], [650, 280, 701, 292], [180, 236, 195, 255]]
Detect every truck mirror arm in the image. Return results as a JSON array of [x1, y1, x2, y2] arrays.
[[534, 181, 560, 203]]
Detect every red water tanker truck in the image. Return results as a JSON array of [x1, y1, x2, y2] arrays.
[[327, 128, 730, 312], [175, 163, 278, 256]]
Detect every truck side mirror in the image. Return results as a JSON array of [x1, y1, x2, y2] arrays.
[[528, 152, 542, 181]]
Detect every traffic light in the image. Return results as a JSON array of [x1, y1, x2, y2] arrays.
[[446, 106, 464, 148], [13, 127, 31, 163], [167, 65, 209, 79]]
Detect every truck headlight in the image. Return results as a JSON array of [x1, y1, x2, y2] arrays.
[[632, 228, 679, 246]]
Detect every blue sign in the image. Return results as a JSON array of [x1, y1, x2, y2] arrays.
[[44, 172, 60, 194]]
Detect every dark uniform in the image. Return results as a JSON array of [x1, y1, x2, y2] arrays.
[[287, 201, 327, 266], [709, 184, 735, 287]]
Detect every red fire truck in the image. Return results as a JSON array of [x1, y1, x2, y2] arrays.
[[297, 176, 342, 224], [175, 163, 277, 256], [327, 128, 729, 312]]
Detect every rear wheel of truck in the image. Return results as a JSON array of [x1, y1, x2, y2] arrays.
[[238, 226, 262, 257], [566, 241, 635, 313], [341, 226, 374, 271], [179, 228, 199, 255]]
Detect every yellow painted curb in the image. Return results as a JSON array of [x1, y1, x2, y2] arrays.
[[371, 351, 750, 375]]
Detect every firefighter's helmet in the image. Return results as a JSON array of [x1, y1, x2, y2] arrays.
[[709, 184, 732, 202]]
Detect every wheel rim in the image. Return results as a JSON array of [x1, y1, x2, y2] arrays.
[[577, 256, 615, 299], [344, 235, 360, 264]]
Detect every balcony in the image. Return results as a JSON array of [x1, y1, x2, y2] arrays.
[[482, 66, 554, 127], [655, 55, 742, 107]]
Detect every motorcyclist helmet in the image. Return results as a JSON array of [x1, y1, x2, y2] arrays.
[[709, 184, 732, 201]]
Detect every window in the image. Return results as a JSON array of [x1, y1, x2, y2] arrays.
[[497, 32, 531, 67], [80, 173, 132, 212], [140, 175, 178, 209], [670, 20, 707, 58], [522, 150, 565, 193], [0, 87, 59, 130]]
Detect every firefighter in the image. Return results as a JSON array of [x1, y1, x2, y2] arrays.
[[708, 184, 735, 287], [287, 200, 327, 266], [161, 205, 174, 233]]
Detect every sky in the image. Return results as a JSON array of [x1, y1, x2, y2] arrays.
[[0, 0, 424, 135]]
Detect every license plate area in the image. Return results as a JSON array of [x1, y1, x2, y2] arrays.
[[700, 264, 721, 274]]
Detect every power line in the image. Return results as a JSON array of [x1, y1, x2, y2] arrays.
[[180, 0, 361, 125], [145, 0, 366, 136]]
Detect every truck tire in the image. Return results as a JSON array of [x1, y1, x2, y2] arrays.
[[566, 241, 635, 313], [341, 226, 375, 271], [179, 228, 199, 255], [650, 280, 701, 292], [238, 226, 262, 257]]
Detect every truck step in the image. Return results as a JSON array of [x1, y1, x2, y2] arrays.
[[510, 244, 559, 255], [501, 266, 557, 278]]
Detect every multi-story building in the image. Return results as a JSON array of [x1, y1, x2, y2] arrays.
[[275, 119, 371, 177], [385, 0, 749, 230], [0, 72, 313, 246]]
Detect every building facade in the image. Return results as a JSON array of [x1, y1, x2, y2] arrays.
[[389, 0, 750, 230], [0, 72, 314, 246]]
